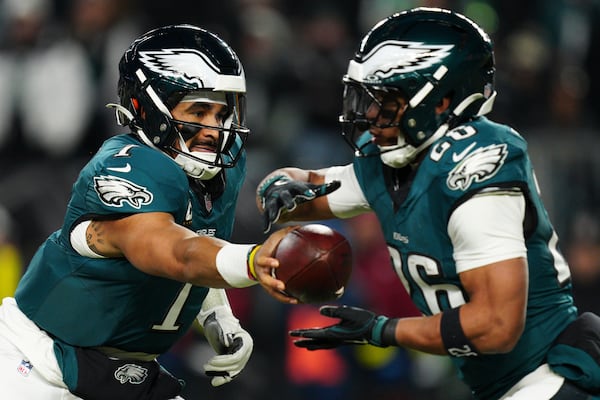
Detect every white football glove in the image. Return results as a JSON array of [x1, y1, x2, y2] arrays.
[[198, 289, 254, 387]]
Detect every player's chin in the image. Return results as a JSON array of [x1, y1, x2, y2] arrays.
[[372, 137, 397, 147]]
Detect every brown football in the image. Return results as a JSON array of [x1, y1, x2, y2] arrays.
[[273, 224, 353, 304]]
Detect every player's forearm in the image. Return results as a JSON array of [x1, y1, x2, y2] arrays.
[[393, 307, 523, 356], [393, 313, 488, 356], [394, 314, 447, 355], [117, 230, 229, 287], [173, 236, 233, 287]]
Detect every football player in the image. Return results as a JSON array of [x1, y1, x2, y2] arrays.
[[257, 8, 600, 400], [0, 24, 300, 399]]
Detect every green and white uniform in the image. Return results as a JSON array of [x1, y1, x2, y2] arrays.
[[326, 117, 577, 400], [13, 133, 245, 387]]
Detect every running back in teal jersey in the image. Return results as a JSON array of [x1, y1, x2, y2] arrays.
[[15, 133, 246, 356], [353, 117, 577, 400]]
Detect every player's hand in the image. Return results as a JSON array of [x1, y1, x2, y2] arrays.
[[289, 305, 396, 349], [200, 308, 254, 387], [257, 175, 340, 233], [252, 226, 298, 304]]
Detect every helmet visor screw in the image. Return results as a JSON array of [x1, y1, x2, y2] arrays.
[[408, 118, 417, 128]]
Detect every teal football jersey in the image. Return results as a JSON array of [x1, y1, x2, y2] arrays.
[[353, 117, 577, 400], [15, 133, 246, 356]]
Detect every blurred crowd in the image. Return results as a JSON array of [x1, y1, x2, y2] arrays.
[[1, 0, 599, 399]]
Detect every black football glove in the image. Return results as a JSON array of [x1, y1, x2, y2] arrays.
[[257, 175, 340, 233], [289, 305, 398, 350]]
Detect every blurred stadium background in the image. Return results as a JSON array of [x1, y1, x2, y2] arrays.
[[1, 0, 599, 398]]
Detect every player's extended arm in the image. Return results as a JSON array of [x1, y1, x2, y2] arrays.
[[291, 257, 528, 356], [256, 168, 340, 233], [84, 212, 298, 304]]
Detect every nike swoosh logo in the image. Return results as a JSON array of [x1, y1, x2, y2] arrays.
[[185, 202, 193, 220], [107, 163, 132, 173], [452, 142, 477, 162]]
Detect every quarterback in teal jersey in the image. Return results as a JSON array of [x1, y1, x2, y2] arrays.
[[257, 8, 600, 400], [0, 25, 303, 400]]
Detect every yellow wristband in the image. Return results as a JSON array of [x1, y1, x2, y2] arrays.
[[247, 245, 262, 280]]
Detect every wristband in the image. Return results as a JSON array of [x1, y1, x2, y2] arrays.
[[440, 307, 479, 357], [216, 244, 259, 288], [247, 245, 262, 280], [380, 318, 399, 346]]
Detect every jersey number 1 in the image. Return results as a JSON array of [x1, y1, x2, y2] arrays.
[[152, 283, 192, 331]]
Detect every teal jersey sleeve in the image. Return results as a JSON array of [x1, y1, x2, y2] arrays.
[[63, 134, 189, 232], [353, 117, 577, 400]]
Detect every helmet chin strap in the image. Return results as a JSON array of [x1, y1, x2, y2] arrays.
[[379, 123, 449, 168], [173, 136, 221, 180], [106, 103, 160, 151], [379, 91, 492, 168], [106, 103, 135, 127]]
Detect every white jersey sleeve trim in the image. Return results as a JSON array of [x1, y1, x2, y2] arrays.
[[324, 164, 371, 218], [449, 191, 527, 273], [70, 220, 106, 259]]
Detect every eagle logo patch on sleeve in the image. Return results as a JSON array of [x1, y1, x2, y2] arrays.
[[93, 175, 154, 209], [446, 144, 508, 191]]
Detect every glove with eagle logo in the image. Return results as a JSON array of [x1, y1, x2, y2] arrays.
[[257, 174, 340, 233]]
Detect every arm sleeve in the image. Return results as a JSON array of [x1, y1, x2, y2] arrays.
[[449, 191, 527, 273], [324, 164, 372, 218], [197, 288, 233, 325]]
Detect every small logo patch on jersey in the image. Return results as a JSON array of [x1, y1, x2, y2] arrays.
[[93, 175, 154, 209], [114, 363, 148, 385], [447, 144, 508, 191], [17, 360, 33, 377], [106, 163, 132, 173], [204, 193, 213, 213], [393, 231, 409, 244], [451, 142, 477, 162]]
